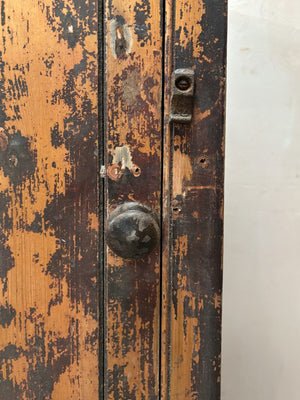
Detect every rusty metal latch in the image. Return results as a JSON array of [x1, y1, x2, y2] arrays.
[[170, 68, 195, 123]]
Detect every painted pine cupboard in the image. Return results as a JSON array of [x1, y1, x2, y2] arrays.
[[0, 1, 226, 398]]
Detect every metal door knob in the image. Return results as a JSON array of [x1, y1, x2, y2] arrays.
[[106, 202, 160, 260]]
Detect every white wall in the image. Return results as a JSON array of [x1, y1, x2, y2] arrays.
[[222, 1, 300, 399]]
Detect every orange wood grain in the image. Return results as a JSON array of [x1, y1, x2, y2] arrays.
[[161, 0, 226, 399], [0, 1, 99, 398], [104, 1, 163, 399], [0, 1, 226, 398]]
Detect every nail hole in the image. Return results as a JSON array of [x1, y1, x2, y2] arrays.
[[172, 207, 181, 215], [132, 165, 141, 177], [198, 156, 209, 168]]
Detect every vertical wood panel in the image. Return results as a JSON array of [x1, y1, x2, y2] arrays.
[[162, 0, 227, 399], [103, 1, 163, 399], [0, 1, 99, 398]]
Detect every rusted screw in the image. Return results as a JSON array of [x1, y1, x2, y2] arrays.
[[107, 164, 122, 181], [175, 76, 192, 91]]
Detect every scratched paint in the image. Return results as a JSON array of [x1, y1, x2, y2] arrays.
[[0, 0, 226, 398], [110, 18, 133, 58], [161, 0, 227, 399], [0, 1, 98, 398], [104, 0, 163, 399]]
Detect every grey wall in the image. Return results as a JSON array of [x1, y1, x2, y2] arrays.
[[222, 1, 300, 399]]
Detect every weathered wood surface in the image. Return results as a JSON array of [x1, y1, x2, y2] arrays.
[[0, 0, 227, 398], [161, 0, 227, 399], [0, 1, 99, 398], [103, 1, 163, 399]]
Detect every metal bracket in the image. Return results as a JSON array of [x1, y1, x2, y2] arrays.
[[170, 69, 195, 123]]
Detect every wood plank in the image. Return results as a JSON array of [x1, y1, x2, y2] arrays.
[[161, 0, 227, 398], [103, 1, 163, 399], [0, 1, 99, 398]]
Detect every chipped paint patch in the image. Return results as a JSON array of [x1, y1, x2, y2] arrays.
[[0, 0, 99, 397], [105, 1, 163, 398], [112, 145, 134, 171], [122, 69, 142, 107], [173, 149, 193, 197], [110, 17, 132, 58], [175, 0, 206, 58]]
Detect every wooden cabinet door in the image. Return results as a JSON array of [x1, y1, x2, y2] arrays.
[[102, 1, 163, 399], [0, 1, 226, 399], [0, 1, 99, 399]]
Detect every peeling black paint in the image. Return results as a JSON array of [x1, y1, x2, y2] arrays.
[[26, 334, 72, 399], [168, 0, 227, 397], [0, 192, 12, 230], [0, 130, 36, 186], [44, 189, 98, 317], [0, 52, 8, 127], [105, 1, 162, 397], [134, 0, 152, 45], [44, 0, 97, 49], [44, 45, 98, 318], [0, 345, 22, 400], [0, 331, 75, 400], [51, 122, 64, 148], [108, 364, 136, 400], [174, 1, 227, 115], [6, 75, 28, 100], [1, 1, 5, 27], [26, 212, 43, 233], [0, 379, 22, 400], [0, 302, 16, 327], [0, 235, 14, 280], [0, 1, 99, 398]]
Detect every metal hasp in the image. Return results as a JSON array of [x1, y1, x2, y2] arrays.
[[106, 202, 160, 260], [170, 68, 195, 123]]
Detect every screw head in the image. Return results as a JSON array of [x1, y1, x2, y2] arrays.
[[175, 76, 192, 91], [107, 164, 122, 181]]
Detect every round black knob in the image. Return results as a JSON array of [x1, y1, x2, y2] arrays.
[[106, 202, 160, 260]]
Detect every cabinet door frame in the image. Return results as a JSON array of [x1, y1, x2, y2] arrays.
[[0, 0, 226, 398]]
